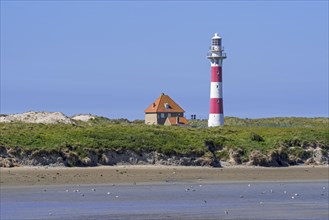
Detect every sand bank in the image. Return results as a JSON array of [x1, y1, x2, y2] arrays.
[[1, 165, 328, 186]]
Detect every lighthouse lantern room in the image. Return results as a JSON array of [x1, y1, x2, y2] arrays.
[[207, 33, 227, 127]]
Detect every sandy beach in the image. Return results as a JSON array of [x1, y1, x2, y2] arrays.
[[1, 165, 328, 220], [1, 165, 328, 186]]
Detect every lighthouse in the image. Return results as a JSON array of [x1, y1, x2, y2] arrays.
[[207, 33, 227, 127]]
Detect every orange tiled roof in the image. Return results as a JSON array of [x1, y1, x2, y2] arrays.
[[144, 93, 185, 113], [178, 117, 188, 124], [166, 117, 177, 125], [166, 117, 188, 125]]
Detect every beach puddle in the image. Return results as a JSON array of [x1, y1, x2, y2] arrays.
[[1, 181, 328, 220]]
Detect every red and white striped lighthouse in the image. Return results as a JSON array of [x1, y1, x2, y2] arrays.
[[207, 33, 227, 127]]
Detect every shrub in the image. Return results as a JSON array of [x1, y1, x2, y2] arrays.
[[250, 132, 264, 142]]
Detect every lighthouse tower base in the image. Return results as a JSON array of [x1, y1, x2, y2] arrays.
[[208, 114, 224, 127]]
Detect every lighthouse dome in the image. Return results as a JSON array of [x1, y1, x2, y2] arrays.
[[212, 33, 221, 39]]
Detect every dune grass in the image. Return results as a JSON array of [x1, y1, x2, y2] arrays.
[[0, 117, 328, 158]]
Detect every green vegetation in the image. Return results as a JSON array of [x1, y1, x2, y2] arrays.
[[189, 117, 328, 128], [0, 117, 328, 157]]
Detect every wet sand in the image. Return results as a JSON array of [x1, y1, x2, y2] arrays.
[[1, 165, 328, 186]]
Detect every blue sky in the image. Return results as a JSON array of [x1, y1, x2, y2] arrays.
[[1, 1, 328, 120]]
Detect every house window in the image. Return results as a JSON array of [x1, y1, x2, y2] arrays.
[[168, 113, 171, 117], [161, 113, 165, 118]]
